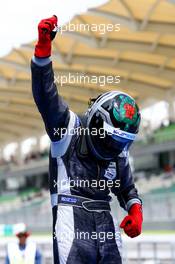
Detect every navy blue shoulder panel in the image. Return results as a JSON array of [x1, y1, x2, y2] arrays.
[[111, 157, 142, 210], [31, 61, 70, 141]]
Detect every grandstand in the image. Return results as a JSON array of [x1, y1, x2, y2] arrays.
[[1, 0, 175, 263]]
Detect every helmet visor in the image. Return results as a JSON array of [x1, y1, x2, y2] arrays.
[[90, 121, 136, 160]]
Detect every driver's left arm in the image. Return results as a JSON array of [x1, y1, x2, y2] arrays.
[[111, 154, 142, 211]]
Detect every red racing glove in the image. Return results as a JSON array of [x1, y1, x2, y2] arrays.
[[120, 203, 143, 238], [35, 15, 58, 58]]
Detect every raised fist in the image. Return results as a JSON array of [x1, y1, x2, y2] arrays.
[[35, 15, 58, 58]]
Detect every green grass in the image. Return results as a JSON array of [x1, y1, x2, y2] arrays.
[[0, 188, 40, 204], [142, 230, 175, 235], [150, 184, 175, 194], [0, 194, 17, 203]]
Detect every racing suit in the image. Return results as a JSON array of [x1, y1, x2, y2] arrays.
[[31, 57, 142, 264]]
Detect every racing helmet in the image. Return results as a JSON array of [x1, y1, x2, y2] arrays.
[[85, 91, 141, 161]]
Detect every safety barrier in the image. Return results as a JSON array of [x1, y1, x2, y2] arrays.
[[0, 236, 175, 264], [123, 240, 175, 264]]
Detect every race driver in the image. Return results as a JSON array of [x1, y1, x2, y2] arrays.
[[31, 16, 143, 264]]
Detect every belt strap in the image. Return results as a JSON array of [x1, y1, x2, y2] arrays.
[[58, 194, 111, 212]]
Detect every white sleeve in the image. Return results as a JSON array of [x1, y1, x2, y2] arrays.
[[51, 111, 77, 157]]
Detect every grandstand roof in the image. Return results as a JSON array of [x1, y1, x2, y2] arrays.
[[1, 0, 175, 146]]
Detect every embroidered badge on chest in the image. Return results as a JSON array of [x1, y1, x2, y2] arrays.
[[104, 162, 117, 180]]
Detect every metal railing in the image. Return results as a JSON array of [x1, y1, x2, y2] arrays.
[[123, 241, 175, 264], [1, 239, 175, 264]]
